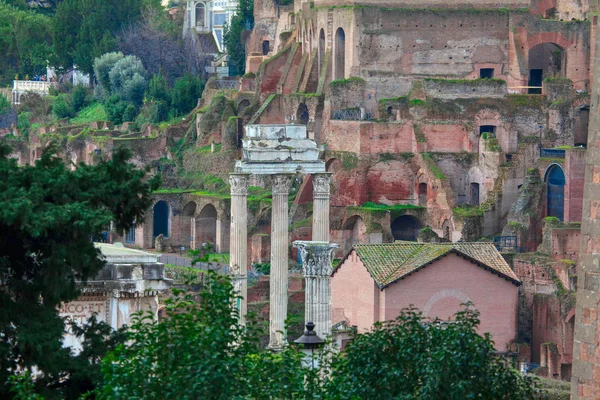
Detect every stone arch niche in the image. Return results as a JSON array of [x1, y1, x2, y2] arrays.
[[528, 43, 565, 94], [544, 164, 566, 221], [182, 201, 197, 249], [196, 204, 218, 249], [296, 103, 309, 125], [334, 28, 346, 80], [391, 215, 423, 242], [195, 3, 206, 27], [341, 215, 367, 255], [153, 201, 170, 239], [319, 29, 325, 75]]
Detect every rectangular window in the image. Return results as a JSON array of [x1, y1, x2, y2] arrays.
[[480, 68, 494, 79], [214, 13, 227, 26]]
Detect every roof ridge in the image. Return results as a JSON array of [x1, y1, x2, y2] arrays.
[[380, 243, 431, 283]]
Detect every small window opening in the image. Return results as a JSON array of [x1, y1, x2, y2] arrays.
[[480, 68, 494, 79]]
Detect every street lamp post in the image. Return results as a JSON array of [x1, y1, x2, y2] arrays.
[[294, 322, 325, 369]]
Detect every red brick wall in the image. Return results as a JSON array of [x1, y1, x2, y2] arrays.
[[366, 160, 414, 204], [550, 228, 581, 262], [564, 149, 586, 222], [421, 124, 471, 153], [332, 252, 519, 351]]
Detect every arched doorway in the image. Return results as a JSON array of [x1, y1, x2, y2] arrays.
[[195, 3, 206, 27], [418, 183, 427, 206], [182, 201, 197, 249], [528, 43, 565, 94], [334, 28, 345, 80], [296, 103, 309, 125], [153, 201, 170, 238], [197, 204, 218, 250], [391, 215, 422, 241], [319, 29, 325, 75], [545, 164, 566, 221]]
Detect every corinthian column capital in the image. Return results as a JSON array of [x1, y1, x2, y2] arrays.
[[313, 172, 333, 196], [271, 174, 294, 195], [229, 173, 250, 196], [293, 241, 339, 276]]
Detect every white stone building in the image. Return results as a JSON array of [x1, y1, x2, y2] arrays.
[[183, 0, 238, 52]]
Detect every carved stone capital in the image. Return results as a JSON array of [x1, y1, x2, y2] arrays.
[[293, 241, 339, 277], [271, 174, 294, 195], [229, 173, 250, 195], [313, 172, 332, 195]]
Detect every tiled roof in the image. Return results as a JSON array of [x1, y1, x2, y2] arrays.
[[337, 242, 520, 289]]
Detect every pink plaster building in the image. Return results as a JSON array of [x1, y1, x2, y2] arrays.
[[331, 242, 521, 351]]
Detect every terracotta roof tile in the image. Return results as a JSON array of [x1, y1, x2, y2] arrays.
[[346, 242, 520, 289]]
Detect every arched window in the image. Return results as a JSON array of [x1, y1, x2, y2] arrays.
[[195, 3, 206, 27], [334, 28, 345, 80]]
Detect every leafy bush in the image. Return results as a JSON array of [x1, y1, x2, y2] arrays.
[[70, 84, 89, 113], [0, 95, 10, 114], [171, 74, 204, 116], [103, 95, 129, 125], [52, 95, 74, 119]]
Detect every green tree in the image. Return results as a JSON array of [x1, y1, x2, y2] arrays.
[[0, 143, 160, 398], [170, 74, 203, 116], [223, 0, 253, 75], [70, 84, 89, 113], [99, 274, 318, 399], [0, 2, 53, 85], [325, 306, 539, 400], [109, 55, 148, 106]]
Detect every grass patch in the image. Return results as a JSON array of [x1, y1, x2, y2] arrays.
[[354, 202, 424, 212], [292, 218, 312, 229], [452, 205, 483, 218], [422, 153, 446, 180], [70, 103, 107, 124], [329, 76, 365, 88], [198, 143, 223, 153]]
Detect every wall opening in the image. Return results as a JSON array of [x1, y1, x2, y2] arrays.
[[153, 201, 170, 238], [195, 3, 206, 27], [442, 220, 451, 241], [126, 226, 136, 244], [479, 68, 494, 79], [342, 215, 367, 255], [418, 182, 427, 206], [470, 183, 480, 206], [334, 28, 345, 80], [479, 125, 496, 138], [296, 103, 309, 125], [391, 215, 423, 241], [237, 99, 250, 115], [262, 40, 270, 56], [197, 204, 218, 248], [528, 43, 565, 94], [545, 165, 566, 221], [574, 106, 589, 147], [319, 29, 325, 75]]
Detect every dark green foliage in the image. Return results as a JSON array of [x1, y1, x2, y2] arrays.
[[223, 0, 253, 75], [0, 143, 160, 398], [52, 94, 74, 119], [0, 2, 53, 85], [70, 84, 89, 113], [171, 74, 204, 116], [99, 274, 319, 399], [52, 0, 160, 75], [326, 306, 539, 399], [103, 95, 130, 125], [0, 95, 11, 114]]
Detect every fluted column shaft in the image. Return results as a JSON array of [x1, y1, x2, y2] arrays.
[[268, 174, 293, 350], [293, 241, 339, 340], [312, 173, 332, 242], [229, 173, 249, 325]]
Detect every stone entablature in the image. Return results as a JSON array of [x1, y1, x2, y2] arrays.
[[60, 244, 172, 351]]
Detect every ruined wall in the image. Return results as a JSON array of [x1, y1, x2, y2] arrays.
[[571, 11, 600, 396], [565, 148, 586, 222]]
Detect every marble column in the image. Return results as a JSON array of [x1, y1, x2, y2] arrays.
[[312, 172, 332, 242], [293, 241, 339, 340], [268, 174, 294, 350], [229, 173, 250, 325]]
